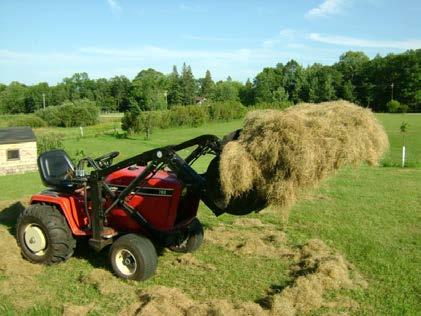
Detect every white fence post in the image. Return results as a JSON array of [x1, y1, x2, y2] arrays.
[[402, 146, 406, 167]]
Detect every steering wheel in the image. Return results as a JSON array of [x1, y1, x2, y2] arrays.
[[94, 151, 120, 169]]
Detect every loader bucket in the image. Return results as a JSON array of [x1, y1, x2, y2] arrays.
[[202, 156, 267, 216], [201, 129, 267, 216]]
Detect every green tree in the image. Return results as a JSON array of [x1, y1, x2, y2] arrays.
[[282, 60, 304, 103], [62, 72, 94, 101], [239, 78, 255, 106], [200, 70, 215, 98], [110, 76, 133, 112], [180, 63, 196, 105], [0, 81, 29, 113], [121, 102, 141, 135], [93, 78, 116, 112], [132, 68, 167, 110], [254, 65, 285, 103], [341, 80, 356, 101], [167, 66, 182, 106], [212, 80, 242, 102]]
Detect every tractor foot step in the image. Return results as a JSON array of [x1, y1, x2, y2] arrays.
[[89, 237, 113, 252], [101, 227, 118, 239]]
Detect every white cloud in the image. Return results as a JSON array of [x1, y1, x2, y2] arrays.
[[262, 28, 298, 48], [306, 0, 348, 18], [107, 0, 122, 15], [308, 33, 421, 49], [279, 28, 296, 40], [179, 3, 205, 12]]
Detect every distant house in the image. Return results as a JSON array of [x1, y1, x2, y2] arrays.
[[0, 127, 37, 176], [196, 97, 207, 105]]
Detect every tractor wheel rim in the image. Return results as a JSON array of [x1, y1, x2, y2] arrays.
[[115, 249, 137, 276], [24, 224, 47, 256]]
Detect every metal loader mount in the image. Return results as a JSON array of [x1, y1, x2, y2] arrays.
[[87, 134, 224, 251]]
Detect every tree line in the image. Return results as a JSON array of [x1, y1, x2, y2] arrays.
[[0, 49, 419, 114]]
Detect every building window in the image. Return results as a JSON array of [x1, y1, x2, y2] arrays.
[[7, 149, 20, 161]]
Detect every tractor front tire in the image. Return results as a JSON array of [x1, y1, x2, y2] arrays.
[[169, 218, 204, 253], [109, 234, 158, 281], [16, 204, 76, 265]]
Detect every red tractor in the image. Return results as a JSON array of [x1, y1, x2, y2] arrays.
[[16, 134, 266, 281]]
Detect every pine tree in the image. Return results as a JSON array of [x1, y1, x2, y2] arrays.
[[180, 63, 196, 105], [167, 65, 182, 106], [200, 70, 214, 98], [239, 78, 255, 106]]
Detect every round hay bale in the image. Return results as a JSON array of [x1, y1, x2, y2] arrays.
[[218, 101, 389, 215]]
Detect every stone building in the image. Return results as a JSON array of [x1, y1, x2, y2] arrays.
[[0, 127, 38, 176]]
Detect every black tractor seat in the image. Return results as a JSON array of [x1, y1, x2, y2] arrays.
[[37, 149, 80, 192]]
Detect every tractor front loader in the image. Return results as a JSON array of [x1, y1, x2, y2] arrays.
[[16, 132, 265, 280]]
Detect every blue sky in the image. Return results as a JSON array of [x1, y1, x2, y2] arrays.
[[0, 0, 420, 84]]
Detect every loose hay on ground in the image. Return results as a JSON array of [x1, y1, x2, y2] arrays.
[[119, 239, 366, 316], [205, 224, 292, 258], [219, 101, 389, 217], [0, 222, 46, 309], [167, 253, 217, 271], [80, 268, 135, 296], [62, 303, 94, 316]]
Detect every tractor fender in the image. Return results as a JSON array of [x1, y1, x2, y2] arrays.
[[30, 194, 88, 236]]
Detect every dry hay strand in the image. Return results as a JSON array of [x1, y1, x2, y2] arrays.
[[119, 239, 367, 316], [62, 303, 95, 316], [119, 286, 266, 316], [169, 253, 217, 271], [205, 224, 293, 258], [219, 101, 389, 214], [219, 141, 263, 202], [232, 217, 268, 228], [0, 225, 43, 277], [268, 239, 366, 315], [0, 223, 46, 309], [80, 268, 134, 296]]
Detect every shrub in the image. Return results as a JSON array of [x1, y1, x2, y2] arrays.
[[398, 103, 409, 113], [120, 101, 248, 138], [37, 134, 64, 155], [386, 100, 401, 113], [169, 105, 210, 127], [208, 101, 246, 121], [7, 115, 47, 128], [36, 99, 99, 127], [251, 101, 292, 110], [121, 103, 141, 135]]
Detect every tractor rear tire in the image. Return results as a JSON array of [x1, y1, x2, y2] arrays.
[[16, 204, 76, 265], [169, 218, 204, 253], [109, 234, 158, 281]]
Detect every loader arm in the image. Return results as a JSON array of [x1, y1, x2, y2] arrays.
[[87, 135, 223, 251]]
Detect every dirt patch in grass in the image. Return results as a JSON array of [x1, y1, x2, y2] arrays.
[[219, 101, 389, 218], [119, 238, 366, 316]]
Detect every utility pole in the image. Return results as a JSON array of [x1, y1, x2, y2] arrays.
[[42, 93, 46, 109], [390, 83, 394, 101]]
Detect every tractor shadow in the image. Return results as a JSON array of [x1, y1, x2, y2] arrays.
[[0, 201, 25, 233], [73, 238, 110, 270]]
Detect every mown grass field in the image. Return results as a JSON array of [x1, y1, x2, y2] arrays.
[[0, 113, 420, 315]]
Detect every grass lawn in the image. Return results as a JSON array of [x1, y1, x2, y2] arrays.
[[0, 114, 419, 315]]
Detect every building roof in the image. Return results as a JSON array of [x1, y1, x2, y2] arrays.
[[0, 127, 36, 145]]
